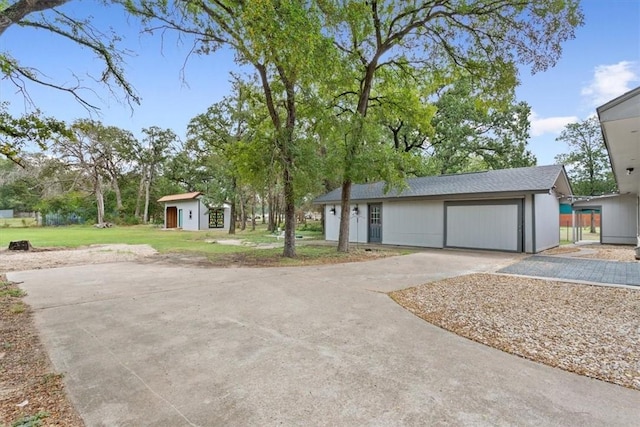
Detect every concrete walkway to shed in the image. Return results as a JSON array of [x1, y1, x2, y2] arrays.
[[498, 255, 640, 287]]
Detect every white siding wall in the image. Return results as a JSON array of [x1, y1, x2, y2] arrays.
[[223, 206, 231, 231], [534, 192, 560, 251], [601, 195, 637, 245], [382, 201, 444, 247], [524, 195, 533, 253], [324, 205, 339, 240], [164, 199, 230, 231], [446, 203, 519, 251], [198, 200, 209, 230], [177, 200, 201, 231], [324, 204, 368, 243]]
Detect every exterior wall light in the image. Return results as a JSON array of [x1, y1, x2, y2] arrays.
[[329, 206, 336, 215]]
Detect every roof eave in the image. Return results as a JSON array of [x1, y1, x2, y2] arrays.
[[314, 189, 557, 204]]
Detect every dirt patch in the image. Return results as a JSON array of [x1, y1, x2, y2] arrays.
[[0, 244, 158, 273], [0, 275, 83, 426], [542, 244, 637, 262], [576, 245, 637, 262], [390, 273, 640, 390], [138, 246, 402, 268], [542, 246, 581, 255]]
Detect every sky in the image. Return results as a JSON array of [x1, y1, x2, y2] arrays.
[[1, 0, 639, 166]]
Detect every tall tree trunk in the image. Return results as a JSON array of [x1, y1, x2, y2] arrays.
[[239, 193, 246, 231], [336, 60, 378, 252], [134, 169, 145, 219], [95, 173, 105, 224], [267, 189, 275, 232], [228, 201, 236, 235], [261, 194, 266, 225], [143, 167, 156, 224], [143, 178, 151, 224], [337, 181, 352, 252], [590, 211, 596, 234], [228, 177, 237, 235], [282, 164, 296, 258], [251, 194, 256, 231], [112, 174, 123, 214]]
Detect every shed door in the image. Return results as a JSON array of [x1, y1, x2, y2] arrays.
[[445, 200, 522, 252], [166, 206, 178, 228], [368, 203, 382, 243]]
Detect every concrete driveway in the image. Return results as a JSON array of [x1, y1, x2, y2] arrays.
[[9, 250, 639, 426]]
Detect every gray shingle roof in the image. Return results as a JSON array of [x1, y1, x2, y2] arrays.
[[314, 165, 568, 203]]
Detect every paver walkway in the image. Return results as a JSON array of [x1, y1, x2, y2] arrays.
[[498, 255, 640, 286]]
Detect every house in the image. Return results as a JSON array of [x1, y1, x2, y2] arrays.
[[314, 165, 572, 253], [585, 86, 640, 250], [157, 192, 231, 231]]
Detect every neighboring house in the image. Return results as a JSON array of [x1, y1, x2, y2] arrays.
[[589, 86, 640, 249], [157, 192, 231, 231], [314, 165, 572, 253]]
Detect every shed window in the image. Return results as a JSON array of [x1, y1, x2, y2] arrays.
[[209, 209, 224, 228]]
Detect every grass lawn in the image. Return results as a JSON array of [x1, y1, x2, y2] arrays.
[[559, 226, 601, 244], [0, 223, 318, 253], [0, 218, 38, 228], [0, 222, 402, 266]]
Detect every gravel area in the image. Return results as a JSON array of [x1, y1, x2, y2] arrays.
[[542, 246, 582, 255], [576, 245, 638, 262], [543, 244, 637, 262], [390, 273, 640, 390], [0, 244, 158, 273]]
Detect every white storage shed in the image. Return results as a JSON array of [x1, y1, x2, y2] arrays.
[[158, 192, 231, 231]]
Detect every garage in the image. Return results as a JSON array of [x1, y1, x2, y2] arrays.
[[315, 164, 572, 254], [445, 200, 523, 252]]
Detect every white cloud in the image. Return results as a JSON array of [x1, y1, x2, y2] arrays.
[[529, 111, 578, 137], [581, 61, 639, 107]]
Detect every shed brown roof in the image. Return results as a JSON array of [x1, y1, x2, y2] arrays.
[[157, 192, 202, 202]]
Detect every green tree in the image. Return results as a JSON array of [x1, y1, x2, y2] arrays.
[[125, 0, 334, 257], [0, 156, 40, 211], [427, 78, 536, 173], [136, 127, 177, 224], [187, 88, 253, 235], [54, 120, 111, 224], [321, 0, 583, 252], [555, 117, 616, 196], [97, 125, 138, 215], [1, 1, 139, 163], [0, 102, 69, 165], [52, 120, 137, 223], [0, 153, 88, 222], [1, 0, 138, 108]]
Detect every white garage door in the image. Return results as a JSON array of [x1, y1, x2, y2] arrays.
[[445, 201, 522, 252]]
